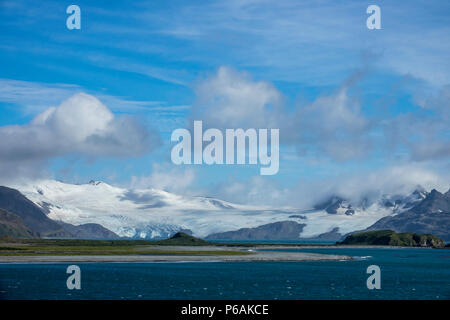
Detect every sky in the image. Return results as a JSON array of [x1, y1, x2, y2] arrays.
[[0, 0, 449, 208]]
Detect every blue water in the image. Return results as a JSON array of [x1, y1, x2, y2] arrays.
[[212, 239, 335, 245], [0, 248, 449, 299]]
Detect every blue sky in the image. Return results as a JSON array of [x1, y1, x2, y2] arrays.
[[0, 0, 449, 207]]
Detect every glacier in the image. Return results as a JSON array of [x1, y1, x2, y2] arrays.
[[10, 179, 424, 239]]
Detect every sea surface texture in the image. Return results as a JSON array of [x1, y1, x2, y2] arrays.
[[0, 248, 449, 299]]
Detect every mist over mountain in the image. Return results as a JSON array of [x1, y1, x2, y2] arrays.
[[363, 188, 450, 241], [7, 179, 302, 239], [0, 179, 447, 241]]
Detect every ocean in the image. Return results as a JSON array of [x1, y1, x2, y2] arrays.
[[0, 247, 449, 299]]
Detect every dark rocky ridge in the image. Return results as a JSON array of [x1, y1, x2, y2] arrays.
[[57, 221, 120, 239], [364, 188, 450, 241], [0, 186, 71, 237], [0, 186, 119, 239], [206, 221, 305, 240], [305, 227, 344, 241]]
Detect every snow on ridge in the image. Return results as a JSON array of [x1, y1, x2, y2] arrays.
[[9, 179, 421, 239], [11, 179, 296, 238]]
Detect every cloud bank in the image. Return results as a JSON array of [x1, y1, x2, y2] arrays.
[[209, 164, 450, 209], [183, 66, 450, 206], [0, 93, 160, 181], [192, 66, 285, 129], [192, 66, 449, 164]]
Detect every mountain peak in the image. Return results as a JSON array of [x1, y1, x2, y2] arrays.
[[411, 186, 427, 198], [88, 180, 102, 186], [429, 188, 440, 194], [313, 195, 348, 214], [410, 188, 449, 214]]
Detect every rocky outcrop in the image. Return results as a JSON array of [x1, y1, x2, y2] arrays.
[[339, 230, 445, 248]]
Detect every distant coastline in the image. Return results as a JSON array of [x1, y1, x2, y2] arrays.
[[0, 248, 353, 263], [2, 230, 448, 263], [2, 244, 447, 264]]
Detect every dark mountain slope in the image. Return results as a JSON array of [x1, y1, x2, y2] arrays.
[[0, 186, 71, 237], [58, 221, 120, 239], [206, 221, 305, 240], [0, 186, 119, 239], [0, 208, 36, 238], [365, 189, 450, 241]]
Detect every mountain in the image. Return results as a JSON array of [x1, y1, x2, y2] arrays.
[[409, 189, 450, 214], [0, 186, 71, 237], [206, 221, 305, 240], [364, 189, 450, 241], [0, 209, 36, 238], [339, 230, 445, 248], [0, 186, 120, 239], [379, 187, 428, 213], [314, 196, 355, 215], [11, 179, 312, 239], [304, 227, 343, 241], [7, 179, 449, 241], [314, 188, 427, 215], [57, 221, 120, 239], [16, 179, 408, 239]]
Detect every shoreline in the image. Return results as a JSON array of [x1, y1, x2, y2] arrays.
[[0, 248, 352, 263], [251, 245, 437, 249], [1, 244, 442, 264]]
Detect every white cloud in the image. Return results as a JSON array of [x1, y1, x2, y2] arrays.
[[192, 66, 284, 129], [317, 164, 450, 204], [192, 66, 373, 161], [191, 66, 449, 164], [209, 164, 450, 208], [0, 93, 160, 180], [385, 84, 450, 161], [290, 85, 372, 161], [211, 175, 291, 206]]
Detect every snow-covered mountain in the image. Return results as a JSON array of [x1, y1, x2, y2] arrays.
[[12, 179, 296, 239], [302, 189, 428, 239], [364, 188, 450, 241], [9, 179, 427, 239]]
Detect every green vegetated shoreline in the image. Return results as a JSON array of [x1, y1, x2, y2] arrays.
[[338, 230, 446, 248], [0, 230, 447, 257], [0, 232, 248, 256]]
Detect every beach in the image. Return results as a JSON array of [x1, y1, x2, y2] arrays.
[[0, 245, 352, 263]]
